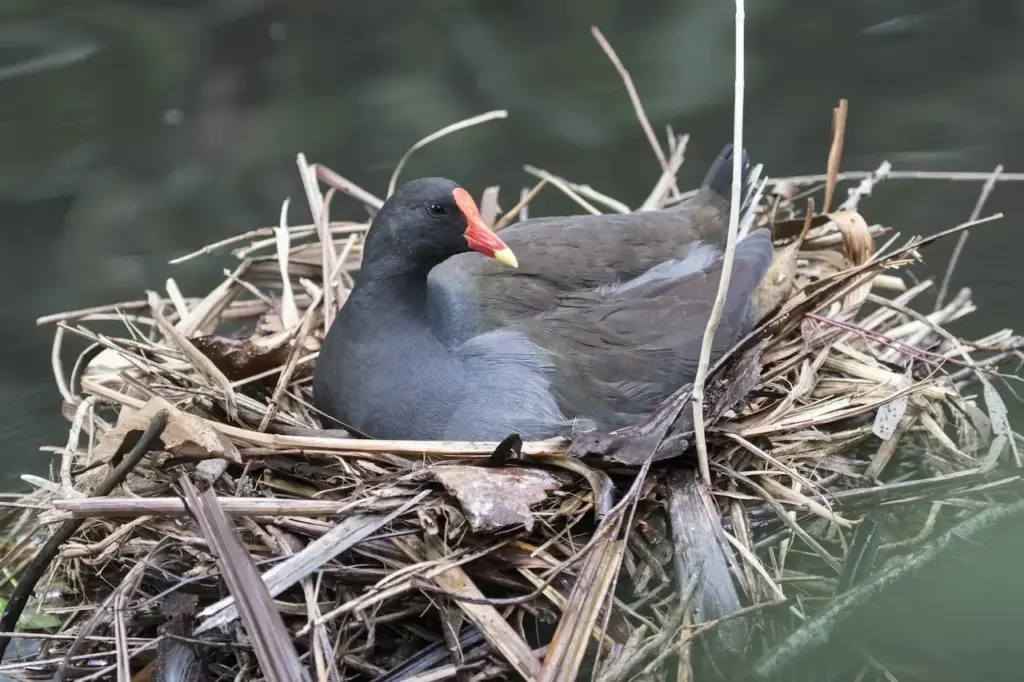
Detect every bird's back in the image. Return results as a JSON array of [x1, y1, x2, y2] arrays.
[[510, 229, 775, 431]]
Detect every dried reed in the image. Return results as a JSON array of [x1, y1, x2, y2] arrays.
[[1, 31, 1022, 682]]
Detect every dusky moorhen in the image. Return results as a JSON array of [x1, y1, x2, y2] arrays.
[[313, 145, 775, 441]]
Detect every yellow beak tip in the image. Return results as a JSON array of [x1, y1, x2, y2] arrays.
[[494, 247, 519, 269]]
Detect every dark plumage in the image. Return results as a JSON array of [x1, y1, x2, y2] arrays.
[[312, 144, 774, 441]]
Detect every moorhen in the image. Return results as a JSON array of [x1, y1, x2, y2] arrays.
[[313, 145, 775, 441]]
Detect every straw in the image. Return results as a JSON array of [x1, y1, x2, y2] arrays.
[[5, 30, 1022, 682]]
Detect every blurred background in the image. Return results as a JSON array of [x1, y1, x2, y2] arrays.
[[4, 0, 1024, 484], [2, 1, 1024, 678]]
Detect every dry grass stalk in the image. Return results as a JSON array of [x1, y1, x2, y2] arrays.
[[2, 37, 1022, 682], [387, 110, 508, 198], [822, 98, 849, 214], [692, 0, 747, 487], [935, 163, 1003, 310], [590, 26, 670, 175]]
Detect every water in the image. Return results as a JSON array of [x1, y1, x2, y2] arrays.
[[1, 1, 1023, 678]]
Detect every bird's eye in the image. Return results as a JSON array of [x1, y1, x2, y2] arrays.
[[427, 202, 447, 218]]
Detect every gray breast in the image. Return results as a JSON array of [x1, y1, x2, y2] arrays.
[[442, 329, 592, 441]]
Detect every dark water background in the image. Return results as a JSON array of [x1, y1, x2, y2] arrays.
[[2, 1, 1024, 679]]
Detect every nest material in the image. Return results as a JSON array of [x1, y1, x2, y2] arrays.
[[1, 141, 1022, 681]]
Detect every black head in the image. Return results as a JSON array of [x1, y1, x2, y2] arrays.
[[364, 177, 517, 275]]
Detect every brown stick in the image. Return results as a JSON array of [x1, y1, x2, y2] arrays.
[[591, 26, 670, 173], [822, 98, 849, 214], [51, 497, 359, 519], [180, 476, 311, 682]]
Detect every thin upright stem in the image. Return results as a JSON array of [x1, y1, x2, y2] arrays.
[[692, 0, 745, 487]]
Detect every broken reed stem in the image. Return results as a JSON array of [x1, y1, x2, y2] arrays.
[[180, 477, 311, 682], [692, 0, 745, 487], [770, 169, 1024, 186], [494, 179, 548, 230], [935, 164, 1002, 310], [258, 288, 323, 432], [315, 164, 384, 211], [591, 26, 669, 173], [50, 497, 388, 519], [320, 187, 338, 331], [641, 133, 689, 210], [822, 99, 848, 214]]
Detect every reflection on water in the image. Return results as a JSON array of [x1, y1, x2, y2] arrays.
[[0, 1, 1023, 675], [0, 20, 98, 81]]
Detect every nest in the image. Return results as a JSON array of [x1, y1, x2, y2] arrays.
[[2, 102, 1022, 681]]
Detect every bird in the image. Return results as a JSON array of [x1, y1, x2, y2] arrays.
[[312, 144, 775, 442]]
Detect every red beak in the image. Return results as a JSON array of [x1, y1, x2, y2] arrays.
[[453, 188, 519, 268]]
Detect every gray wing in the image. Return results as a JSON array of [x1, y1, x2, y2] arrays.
[[515, 229, 775, 431], [424, 142, 752, 348], [426, 187, 731, 347]]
